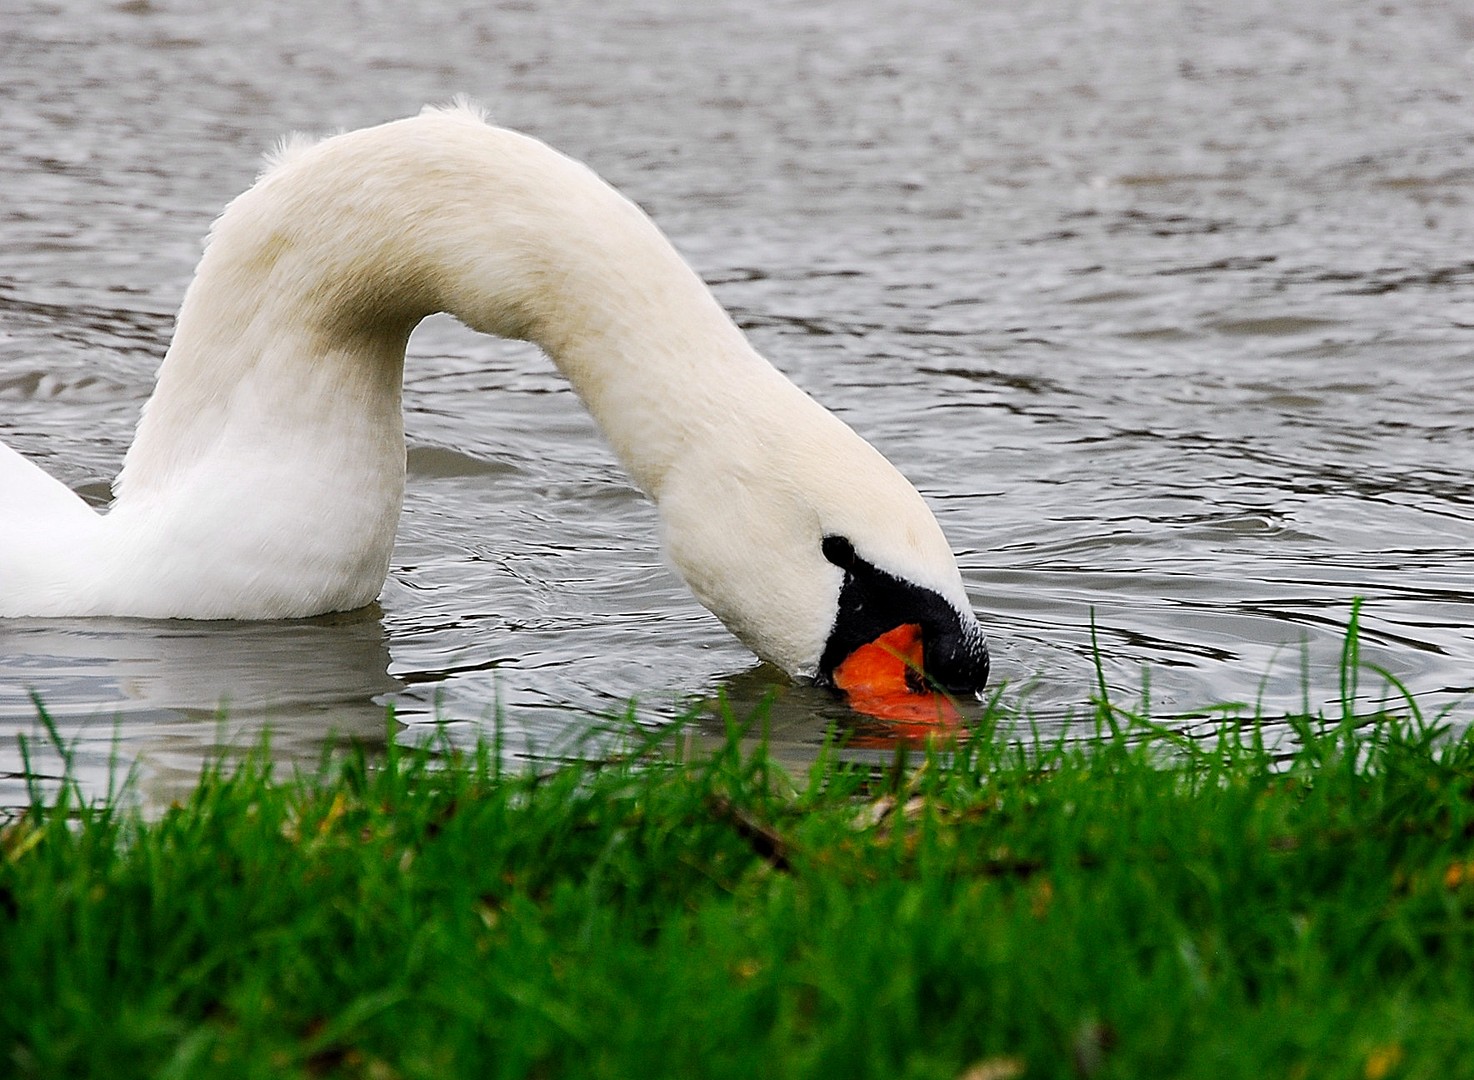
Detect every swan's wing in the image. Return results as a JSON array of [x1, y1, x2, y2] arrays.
[[0, 438, 101, 533], [0, 439, 108, 616]]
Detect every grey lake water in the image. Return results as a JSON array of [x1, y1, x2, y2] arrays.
[[1, 0, 1471, 805]]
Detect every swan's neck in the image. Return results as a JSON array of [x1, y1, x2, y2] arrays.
[[108, 114, 764, 615], [126, 117, 754, 499]]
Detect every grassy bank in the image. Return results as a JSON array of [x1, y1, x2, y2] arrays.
[[3, 646, 1473, 1078]]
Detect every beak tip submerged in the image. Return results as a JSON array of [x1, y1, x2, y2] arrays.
[[829, 621, 975, 726]]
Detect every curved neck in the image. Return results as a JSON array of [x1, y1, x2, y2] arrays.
[[118, 114, 759, 508]]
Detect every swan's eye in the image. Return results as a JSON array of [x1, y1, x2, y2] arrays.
[[817, 535, 989, 721]]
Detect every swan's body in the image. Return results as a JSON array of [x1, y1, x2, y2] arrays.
[[0, 105, 988, 695]]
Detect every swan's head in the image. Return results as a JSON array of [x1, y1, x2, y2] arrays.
[[655, 391, 990, 720]]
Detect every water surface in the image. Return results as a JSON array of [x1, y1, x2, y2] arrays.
[[2, 0, 1471, 803]]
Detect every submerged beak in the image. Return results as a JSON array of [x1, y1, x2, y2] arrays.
[[831, 623, 963, 726]]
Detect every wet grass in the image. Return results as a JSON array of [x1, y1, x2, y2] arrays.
[[2, 615, 1473, 1078]]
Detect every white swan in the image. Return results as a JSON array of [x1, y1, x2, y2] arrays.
[[0, 104, 988, 707]]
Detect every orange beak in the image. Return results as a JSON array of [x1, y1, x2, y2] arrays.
[[831, 623, 963, 727]]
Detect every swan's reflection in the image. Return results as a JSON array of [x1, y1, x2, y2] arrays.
[[0, 607, 399, 809], [681, 664, 1025, 772], [0, 605, 1045, 812]]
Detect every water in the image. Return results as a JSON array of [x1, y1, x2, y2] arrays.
[[2, 0, 1471, 804]]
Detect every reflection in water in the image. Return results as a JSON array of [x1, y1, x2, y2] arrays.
[[0, 609, 399, 808]]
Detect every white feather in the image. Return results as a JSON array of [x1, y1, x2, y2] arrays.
[[0, 107, 975, 677]]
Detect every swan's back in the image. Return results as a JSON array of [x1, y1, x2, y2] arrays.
[[0, 441, 106, 614], [0, 441, 97, 535]]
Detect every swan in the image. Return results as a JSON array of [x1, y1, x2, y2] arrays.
[[0, 104, 989, 713]]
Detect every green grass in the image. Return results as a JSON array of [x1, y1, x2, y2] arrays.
[[2, 617, 1473, 1078]]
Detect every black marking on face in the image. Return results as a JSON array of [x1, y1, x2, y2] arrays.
[[817, 534, 990, 695]]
